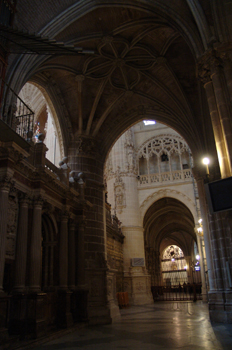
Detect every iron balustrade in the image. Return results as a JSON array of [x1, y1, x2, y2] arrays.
[[1, 81, 35, 142]]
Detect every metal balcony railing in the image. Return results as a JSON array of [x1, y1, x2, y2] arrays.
[[1, 82, 35, 142]]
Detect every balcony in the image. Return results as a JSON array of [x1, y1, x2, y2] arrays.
[[1, 81, 34, 142], [138, 169, 192, 187]]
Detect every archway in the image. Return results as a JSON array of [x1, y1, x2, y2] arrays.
[[104, 120, 206, 305], [143, 196, 202, 301], [18, 82, 64, 166]]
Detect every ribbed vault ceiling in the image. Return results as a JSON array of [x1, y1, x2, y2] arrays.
[[23, 5, 207, 159]]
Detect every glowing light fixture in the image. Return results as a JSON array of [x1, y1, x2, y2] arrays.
[[202, 157, 210, 175], [196, 254, 200, 260]]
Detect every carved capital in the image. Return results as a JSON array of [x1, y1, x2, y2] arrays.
[[198, 50, 224, 84], [18, 192, 30, 206], [61, 209, 70, 221], [33, 195, 44, 208], [0, 176, 14, 192], [75, 137, 98, 156], [77, 216, 87, 228], [198, 64, 211, 85]]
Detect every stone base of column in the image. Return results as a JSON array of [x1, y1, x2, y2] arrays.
[[56, 290, 74, 329], [71, 287, 88, 322], [106, 270, 121, 322], [201, 288, 208, 303], [86, 269, 112, 325], [124, 267, 153, 305], [0, 294, 10, 343], [208, 291, 232, 323], [9, 293, 47, 339]]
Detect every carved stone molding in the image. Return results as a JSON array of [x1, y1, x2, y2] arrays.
[[75, 137, 98, 156]]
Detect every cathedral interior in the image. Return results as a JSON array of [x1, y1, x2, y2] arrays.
[[0, 0, 232, 346]]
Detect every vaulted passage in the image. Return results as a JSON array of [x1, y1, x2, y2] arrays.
[[144, 197, 202, 301]]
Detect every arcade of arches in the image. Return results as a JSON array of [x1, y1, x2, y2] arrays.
[[0, 0, 232, 343]]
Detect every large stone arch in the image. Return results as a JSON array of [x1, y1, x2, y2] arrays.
[[140, 188, 198, 225]]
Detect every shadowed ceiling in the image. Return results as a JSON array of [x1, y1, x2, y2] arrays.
[[11, 2, 214, 161]]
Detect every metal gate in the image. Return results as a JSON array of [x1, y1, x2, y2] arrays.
[[151, 283, 202, 301]]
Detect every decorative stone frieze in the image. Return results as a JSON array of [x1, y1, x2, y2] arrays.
[[114, 167, 126, 214], [6, 192, 18, 260]]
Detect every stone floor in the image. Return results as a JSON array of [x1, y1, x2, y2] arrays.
[[30, 302, 232, 349]]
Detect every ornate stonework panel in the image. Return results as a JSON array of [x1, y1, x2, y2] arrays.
[[137, 134, 190, 159], [114, 167, 126, 214], [6, 194, 18, 259]]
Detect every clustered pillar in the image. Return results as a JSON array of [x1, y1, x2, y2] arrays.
[[198, 51, 232, 322], [0, 177, 12, 293], [29, 196, 43, 292], [13, 194, 29, 292]]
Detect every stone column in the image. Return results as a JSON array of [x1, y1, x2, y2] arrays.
[[223, 57, 232, 105], [13, 193, 29, 292], [203, 79, 230, 178], [29, 196, 43, 292], [153, 250, 161, 286], [68, 136, 111, 325], [68, 220, 76, 290], [59, 212, 69, 290], [193, 168, 216, 292], [196, 234, 207, 302], [210, 57, 232, 174], [185, 256, 193, 284], [76, 218, 86, 288], [0, 176, 12, 292], [57, 211, 73, 328]]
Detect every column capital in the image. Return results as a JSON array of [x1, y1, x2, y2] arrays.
[[0, 175, 14, 192], [76, 216, 87, 228], [69, 218, 76, 230], [73, 136, 99, 157], [197, 50, 224, 84], [33, 195, 44, 208], [61, 209, 70, 221], [18, 192, 30, 205]]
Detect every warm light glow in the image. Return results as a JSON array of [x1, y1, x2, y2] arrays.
[[202, 157, 210, 165], [197, 227, 203, 233], [196, 254, 200, 260], [184, 265, 187, 270], [198, 218, 202, 224]]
